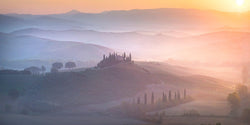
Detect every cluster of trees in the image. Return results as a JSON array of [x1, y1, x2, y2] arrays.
[[227, 84, 248, 116], [24, 66, 46, 75], [97, 52, 132, 68], [134, 89, 187, 105], [227, 84, 250, 124], [50, 61, 76, 73]]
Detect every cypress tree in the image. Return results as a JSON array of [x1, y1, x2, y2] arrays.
[[129, 53, 132, 61], [162, 92, 167, 103], [177, 91, 181, 100], [137, 97, 140, 104], [162, 92, 165, 103], [103, 55, 106, 60], [184, 89, 186, 99], [175, 92, 177, 100], [169, 90, 172, 101], [123, 52, 126, 61], [151, 92, 154, 104], [144, 93, 147, 105], [164, 93, 167, 102]]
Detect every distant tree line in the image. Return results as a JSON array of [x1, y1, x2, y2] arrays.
[[97, 52, 132, 68], [12, 61, 78, 74], [227, 84, 250, 124], [50, 61, 76, 73], [0, 69, 31, 75]]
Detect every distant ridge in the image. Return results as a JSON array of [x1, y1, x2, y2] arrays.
[[1, 8, 249, 32], [3, 8, 250, 15], [64, 9, 82, 15]]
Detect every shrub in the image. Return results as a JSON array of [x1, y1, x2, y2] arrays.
[[52, 62, 63, 69], [65, 62, 76, 69], [8, 89, 20, 100]]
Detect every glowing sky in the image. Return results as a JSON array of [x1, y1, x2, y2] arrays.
[[0, 0, 249, 14]]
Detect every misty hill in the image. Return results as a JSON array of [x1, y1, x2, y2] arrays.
[[0, 33, 113, 69], [0, 14, 87, 32], [173, 31, 250, 63], [10, 28, 175, 53], [0, 62, 231, 114], [49, 8, 250, 31], [11, 28, 250, 63], [2, 8, 249, 32], [0, 15, 31, 33]]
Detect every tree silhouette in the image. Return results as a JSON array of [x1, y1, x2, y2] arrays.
[[52, 62, 63, 70], [162, 92, 167, 103], [151, 92, 154, 104], [24, 66, 41, 74], [177, 91, 181, 100], [65, 61, 76, 69], [184, 89, 186, 99], [169, 90, 172, 101], [227, 92, 240, 116], [41, 65, 46, 74], [129, 53, 132, 61], [51, 62, 63, 73]]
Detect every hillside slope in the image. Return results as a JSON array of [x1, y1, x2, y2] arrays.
[[0, 62, 232, 113]]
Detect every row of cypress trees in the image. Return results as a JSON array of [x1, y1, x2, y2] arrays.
[[134, 89, 187, 105]]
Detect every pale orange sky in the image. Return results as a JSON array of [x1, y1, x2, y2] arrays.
[[0, 0, 249, 14]]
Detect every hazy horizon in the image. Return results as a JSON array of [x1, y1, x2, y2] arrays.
[[1, 7, 250, 15], [1, 0, 250, 14]]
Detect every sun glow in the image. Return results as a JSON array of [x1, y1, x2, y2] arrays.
[[236, 0, 245, 6]]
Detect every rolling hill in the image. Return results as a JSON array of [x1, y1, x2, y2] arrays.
[[0, 33, 113, 69], [0, 62, 232, 113], [10, 28, 250, 64]]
